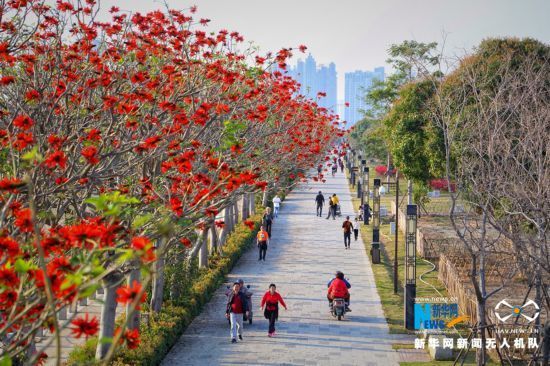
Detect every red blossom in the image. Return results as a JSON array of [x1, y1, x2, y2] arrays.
[[13, 115, 34, 130], [131, 237, 155, 262], [71, 314, 99, 338], [0, 237, 20, 258], [180, 238, 192, 247], [243, 220, 255, 230], [0, 177, 24, 192], [44, 151, 67, 169], [81, 146, 99, 165], [116, 281, 146, 308], [0, 76, 15, 85], [14, 208, 33, 232]]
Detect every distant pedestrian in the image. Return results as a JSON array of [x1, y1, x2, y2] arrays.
[[353, 217, 360, 241], [364, 203, 371, 225], [260, 284, 287, 337], [262, 208, 273, 237], [315, 191, 325, 217], [317, 164, 323, 178], [339, 159, 344, 173], [257, 225, 269, 261], [272, 195, 281, 217], [226, 282, 250, 343], [342, 216, 354, 249]]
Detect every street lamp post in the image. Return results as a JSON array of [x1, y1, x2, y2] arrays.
[[371, 179, 381, 264], [363, 166, 370, 225], [350, 150, 356, 187], [360, 160, 366, 206], [404, 204, 418, 330]]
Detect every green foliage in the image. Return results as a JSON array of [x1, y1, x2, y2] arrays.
[[67, 214, 262, 366], [85, 192, 140, 217], [383, 79, 441, 186]]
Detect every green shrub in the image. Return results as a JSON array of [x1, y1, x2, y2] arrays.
[[67, 214, 262, 366]]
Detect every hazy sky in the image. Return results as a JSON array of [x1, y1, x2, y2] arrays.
[[97, 0, 550, 97]]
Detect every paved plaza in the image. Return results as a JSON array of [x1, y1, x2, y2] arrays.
[[162, 170, 401, 366]]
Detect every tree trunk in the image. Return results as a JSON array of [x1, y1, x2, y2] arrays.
[[249, 192, 256, 215], [198, 228, 209, 268], [209, 222, 218, 255], [261, 187, 269, 207], [95, 272, 123, 361], [241, 194, 249, 220], [226, 205, 234, 233], [218, 207, 230, 251], [126, 266, 141, 330], [150, 239, 165, 313], [407, 180, 413, 205], [386, 152, 391, 188], [233, 200, 239, 225]]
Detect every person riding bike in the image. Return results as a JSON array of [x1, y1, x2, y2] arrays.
[[327, 271, 351, 311]]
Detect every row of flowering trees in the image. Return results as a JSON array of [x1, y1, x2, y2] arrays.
[[0, 1, 341, 364]]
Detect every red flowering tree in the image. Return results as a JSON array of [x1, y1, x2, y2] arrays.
[[0, 1, 338, 363]]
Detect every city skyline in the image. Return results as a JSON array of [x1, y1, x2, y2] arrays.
[[285, 55, 384, 125]]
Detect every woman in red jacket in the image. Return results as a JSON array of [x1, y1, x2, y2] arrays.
[[260, 284, 287, 337]]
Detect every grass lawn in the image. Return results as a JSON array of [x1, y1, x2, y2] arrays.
[[346, 168, 452, 334]]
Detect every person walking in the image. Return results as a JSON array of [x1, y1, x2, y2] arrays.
[[353, 216, 360, 241], [272, 194, 281, 218], [257, 225, 269, 261], [260, 284, 287, 337], [325, 196, 335, 220], [315, 191, 325, 217], [342, 216, 354, 249], [364, 203, 371, 225], [331, 194, 340, 218], [226, 282, 250, 343], [262, 208, 273, 237]]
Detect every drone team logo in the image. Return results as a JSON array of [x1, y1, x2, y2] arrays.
[[494, 299, 540, 323]]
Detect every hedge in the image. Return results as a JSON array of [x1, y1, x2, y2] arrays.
[[67, 212, 263, 366]]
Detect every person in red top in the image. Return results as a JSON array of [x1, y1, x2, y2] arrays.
[[327, 271, 350, 310], [257, 226, 269, 261], [260, 284, 287, 337]]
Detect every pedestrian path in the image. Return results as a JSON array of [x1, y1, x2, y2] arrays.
[[162, 170, 401, 366]]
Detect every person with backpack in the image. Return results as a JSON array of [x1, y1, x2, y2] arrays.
[[257, 226, 269, 261], [260, 284, 287, 337], [315, 191, 325, 217], [342, 216, 354, 249], [226, 282, 250, 343]]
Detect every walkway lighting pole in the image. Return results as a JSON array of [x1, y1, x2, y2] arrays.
[[404, 204, 418, 330], [371, 179, 381, 264], [357, 155, 362, 199], [363, 166, 370, 224], [351, 150, 356, 187], [360, 160, 366, 205]]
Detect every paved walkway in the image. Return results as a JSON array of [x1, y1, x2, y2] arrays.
[[162, 169, 401, 366]]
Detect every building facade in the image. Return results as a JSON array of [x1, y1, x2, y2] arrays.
[[285, 54, 337, 114], [344, 67, 384, 127]]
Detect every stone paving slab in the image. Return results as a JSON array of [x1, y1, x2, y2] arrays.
[[162, 170, 401, 366]]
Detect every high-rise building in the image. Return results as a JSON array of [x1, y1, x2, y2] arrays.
[[344, 67, 384, 127], [283, 54, 338, 114]]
